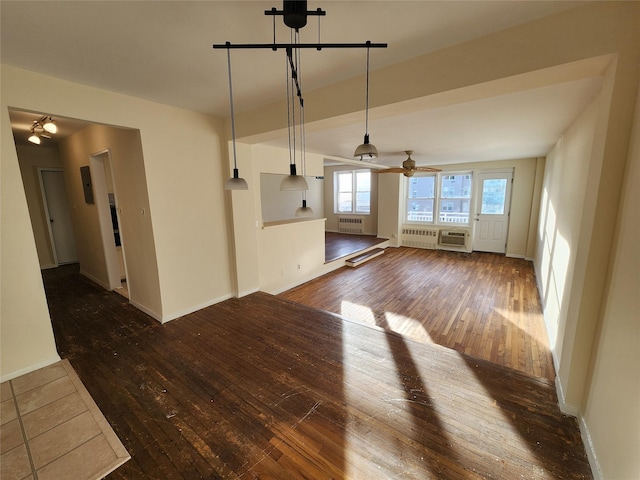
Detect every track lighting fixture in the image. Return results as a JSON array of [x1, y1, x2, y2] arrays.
[[27, 115, 57, 145], [28, 130, 41, 145], [42, 116, 57, 134], [213, 1, 386, 201]]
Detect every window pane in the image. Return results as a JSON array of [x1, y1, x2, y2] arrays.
[[408, 176, 434, 199], [338, 193, 352, 212], [355, 192, 370, 213], [406, 176, 435, 222], [338, 172, 352, 193], [356, 171, 370, 192], [439, 174, 472, 224], [481, 179, 507, 214]]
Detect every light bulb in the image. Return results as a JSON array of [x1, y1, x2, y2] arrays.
[[43, 119, 57, 134]]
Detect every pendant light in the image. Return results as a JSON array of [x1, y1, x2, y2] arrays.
[[354, 42, 378, 160], [295, 64, 313, 218], [224, 46, 248, 190], [280, 43, 309, 191]]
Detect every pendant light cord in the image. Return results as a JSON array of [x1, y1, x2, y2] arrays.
[[226, 46, 238, 170], [286, 48, 293, 167], [365, 43, 371, 136]]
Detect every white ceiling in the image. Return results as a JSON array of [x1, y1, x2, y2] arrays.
[[2, 1, 602, 166]]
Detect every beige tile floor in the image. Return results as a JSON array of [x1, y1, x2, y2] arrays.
[[1, 360, 129, 480]]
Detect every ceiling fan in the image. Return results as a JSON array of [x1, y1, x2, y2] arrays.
[[375, 150, 441, 177]]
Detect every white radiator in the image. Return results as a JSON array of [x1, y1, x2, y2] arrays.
[[439, 230, 468, 247], [401, 227, 438, 249], [338, 216, 364, 234]]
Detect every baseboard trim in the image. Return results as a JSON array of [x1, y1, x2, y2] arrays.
[[578, 414, 603, 480], [128, 299, 163, 323], [80, 270, 111, 290], [555, 374, 579, 416], [1, 355, 62, 383], [237, 288, 260, 298], [159, 293, 234, 323]]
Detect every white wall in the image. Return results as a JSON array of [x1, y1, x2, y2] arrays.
[[58, 124, 162, 312], [536, 99, 598, 360], [16, 144, 64, 268], [372, 158, 540, 257], [1, 106, 60, 381], [1, 64, 235, 379], [580, 81, 640, 480]]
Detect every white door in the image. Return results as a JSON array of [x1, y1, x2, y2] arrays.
[[472, 171, 512, 253], [41, 169, 78, 264]]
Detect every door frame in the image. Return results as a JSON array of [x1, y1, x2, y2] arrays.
[[89, 149, 128, 291], [37, 167, 65, 267]]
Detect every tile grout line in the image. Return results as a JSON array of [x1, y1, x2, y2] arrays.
[[35, 431, 103, 474], [9, 380, 39, 480]]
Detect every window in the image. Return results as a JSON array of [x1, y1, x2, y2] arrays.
[[439, 173, 472, 224], [334, 170, 371, 214], [407, 176, 435, 222], [405, 171, 473, 225]]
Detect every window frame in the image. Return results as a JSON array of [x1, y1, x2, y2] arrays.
[[333, 169, 371, 215], [404, 170, 474, 226]]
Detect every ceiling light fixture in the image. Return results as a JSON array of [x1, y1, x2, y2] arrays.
[[28, 130, 41, 145], [213, 1, 387, 194], [280, 41, 309, 191], [27, 115, 57, 145], [224, 47, 249, 191], [354, 43, 378, 160], [42, 116, 57, 134]]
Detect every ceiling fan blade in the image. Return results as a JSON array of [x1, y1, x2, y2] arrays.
[[414, 166, 442, 172], [374, 168, 407, 174]]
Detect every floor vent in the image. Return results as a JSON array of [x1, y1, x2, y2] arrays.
[[401, 227, 438, 249], [338, 216, 364, 234]]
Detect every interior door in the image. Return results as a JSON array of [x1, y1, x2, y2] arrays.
[[472, 171, 513, 253], [41, 169, 78, 264]]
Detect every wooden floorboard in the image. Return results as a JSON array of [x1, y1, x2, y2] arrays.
[[41, 264, 591, 479], [281, 246, 555, 382]]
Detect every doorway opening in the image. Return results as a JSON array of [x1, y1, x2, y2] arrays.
[[90, 150, 129, 297], [38, 168, 78, 266]]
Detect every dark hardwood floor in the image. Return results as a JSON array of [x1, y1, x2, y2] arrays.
[[285, 243, 555, 382], [324, 232, 386, 262], [41, 264, 592, 479]]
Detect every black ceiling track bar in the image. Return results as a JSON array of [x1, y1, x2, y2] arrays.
[[213, 42, 387, 50]]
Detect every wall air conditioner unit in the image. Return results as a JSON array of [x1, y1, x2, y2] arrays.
[[439, 230, 467, 247]]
